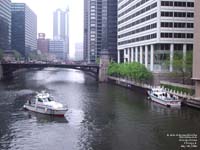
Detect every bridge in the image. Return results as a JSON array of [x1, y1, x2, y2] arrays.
[[0, 63, 100, 80]]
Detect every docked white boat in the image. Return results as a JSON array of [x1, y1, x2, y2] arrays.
[[24, 91, 67, 116], [147, 87, 181, 107]]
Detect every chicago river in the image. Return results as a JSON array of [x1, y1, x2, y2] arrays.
[[0, 68, 199, 150]]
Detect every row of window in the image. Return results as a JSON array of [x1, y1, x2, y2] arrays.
[[161, 12, 194, 18], [118, 2, 157, 25], [118, 23, 157, 39], [161, 22, 194, 28], [160, 33, 193, 39], [118, 13, 157, 32], [161, 1, 194, 7], [118, 33, 157, 45], [118, 0, 151, 18], [118, 0, 149, 11]]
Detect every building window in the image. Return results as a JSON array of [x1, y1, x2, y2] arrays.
[[187, 2, 194, 7], [187, 12, 194, 18], [161, 1, 173, 6], [161, 22, 173, 28], [174, 2, 186, 7], [187, 33, 193, 39], [161, 11, 173, 17], [161, 33, 173, 38]]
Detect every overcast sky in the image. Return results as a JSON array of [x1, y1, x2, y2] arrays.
[[12, 0, 84, 58]]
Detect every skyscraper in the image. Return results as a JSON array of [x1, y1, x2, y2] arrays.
[[118, 0, 194, 72], [84, 0, 117, 63], [11, 3, 37, 58], [53, 8, 69, 60], [193, 0, 200, 97], [0, 0, 11, 50], [83, 0, 89, 61]]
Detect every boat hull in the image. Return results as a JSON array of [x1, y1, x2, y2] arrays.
[[147, 91, 181, 107], [24, 104, 67, 117]]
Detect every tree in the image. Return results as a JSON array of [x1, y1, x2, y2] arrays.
[[107, 62, 153, 83], [28, 51, 41, 61], [166, 51, 193, 84], [13, 50, 21, 60]]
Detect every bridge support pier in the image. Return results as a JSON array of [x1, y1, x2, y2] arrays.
[[99, 51, 110, 82]]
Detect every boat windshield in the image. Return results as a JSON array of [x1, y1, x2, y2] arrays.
[[48, 97, 53, 102], [41, 97, 54, 102]]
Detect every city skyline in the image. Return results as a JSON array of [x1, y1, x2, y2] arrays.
[[11, 0, 84, 58]]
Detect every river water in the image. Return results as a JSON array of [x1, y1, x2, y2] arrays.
[[0, 68, 199, 150]]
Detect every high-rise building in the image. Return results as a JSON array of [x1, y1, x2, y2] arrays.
[[53, 8, 69, 60], [11, 3, 37, 58], [37, 33, 49, 53], [0, 0, 11, 50], [193, 0, 200, 97], [84, 0, 118, 63], [75, 43, 83, 61], [118, 0, 194, 72], [83, 0, 89, 61], [49, 40, 65, 60]]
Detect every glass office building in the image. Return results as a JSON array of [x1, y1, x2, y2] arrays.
[[0, 0, 11, 50], [11, 3, 37, 58], [84, 0, 117, 63]]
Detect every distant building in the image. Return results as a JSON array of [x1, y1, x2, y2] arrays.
[[75, 43, 83, 61], [118, 0, 194, 72], [84, 0, 118, 63], [11, 3, 37, 58], [83, 0, 88, 61], [37, 33, 49, 53], [49, 40, 65, 60], [0, 0, 11, 50], [53, 8, 69, 60]]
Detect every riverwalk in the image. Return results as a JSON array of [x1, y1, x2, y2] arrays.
[[108, 76, 200, 109]]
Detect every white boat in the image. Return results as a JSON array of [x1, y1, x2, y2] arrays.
[[24, 91, 67, 116], [147, 87, 181, 107]]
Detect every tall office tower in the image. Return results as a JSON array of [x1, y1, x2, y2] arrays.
[[53, 8, 69, 61], [193, 0, 200, 97], [11, 3, 37, 58], [0, 0, 11, 50], [83, 0, 89, 61], [84, 0, 117, 63], [118, 0, 194, 72]]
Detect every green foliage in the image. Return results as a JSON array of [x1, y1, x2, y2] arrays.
[[165, 51, 193, 84], [108, 62, 153, 83], [161, 84, 194, 96], [96, 57, 100, 64], [13, 50, 21, 60], [28, 51, 42, 60]]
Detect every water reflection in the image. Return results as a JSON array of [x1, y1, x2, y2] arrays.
[[0, 68, 200, 150]]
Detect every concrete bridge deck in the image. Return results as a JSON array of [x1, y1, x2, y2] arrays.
[[0, 62, 99, 80]]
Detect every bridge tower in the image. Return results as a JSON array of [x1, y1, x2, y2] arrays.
[[99, 50, 110, 82]]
